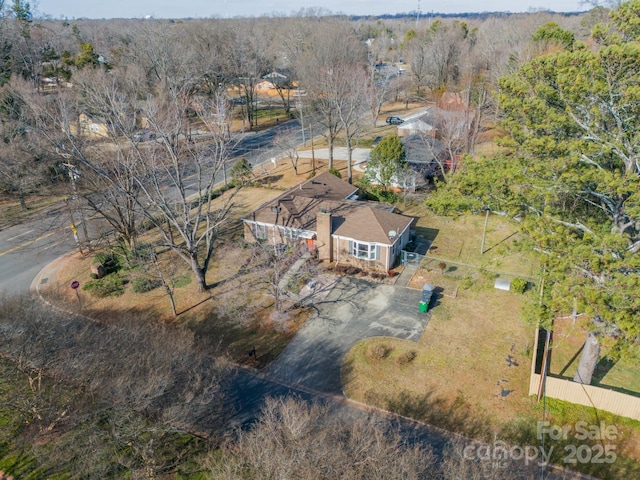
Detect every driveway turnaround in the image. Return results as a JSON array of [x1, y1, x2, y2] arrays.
[[265, 276, 429, 394]]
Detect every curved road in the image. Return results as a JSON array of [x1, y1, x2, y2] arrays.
[[0, 119, 586, 480]]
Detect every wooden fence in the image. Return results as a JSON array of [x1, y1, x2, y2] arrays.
[[529, 329, 640, 420]]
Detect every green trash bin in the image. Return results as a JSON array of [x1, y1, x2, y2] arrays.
[[419, 301, 428, 313]]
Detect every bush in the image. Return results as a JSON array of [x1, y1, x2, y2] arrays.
[[511, 277, 528, 294], [328, 167, 342, 178], [460, 275, 475, 290], [89, 273, 98, 280], [397, 350, 417, 365], [131, 277, 162, 294], [93, 251, 121, 275], [82, 274, 127, 298], [172, 275, 192, 288], [367, 343, 392, 360]]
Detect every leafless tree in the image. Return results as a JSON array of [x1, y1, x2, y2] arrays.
[[25, 62, 235, 292], [205, 396, 436, 479], [296, 21, 368, 169], [274, 127, 303, 175], [222, 19, 273, 131], [0, 79, 54, 210], [364, 51, 399, 126], [335, 65, 369, 184]]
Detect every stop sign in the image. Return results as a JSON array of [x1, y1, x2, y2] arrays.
[[71, 280, 80, 290]]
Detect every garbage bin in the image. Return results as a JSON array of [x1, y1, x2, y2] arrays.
[[420, 283, 434, 312]]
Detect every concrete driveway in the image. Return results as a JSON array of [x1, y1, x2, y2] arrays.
[[265, 276, 429, 394]]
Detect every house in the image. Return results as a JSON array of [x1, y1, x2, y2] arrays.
[[69, 112, 110, 138], [256, 71, 291, 92], [397, 108, 436, 138], [242, 172, 414, 271]]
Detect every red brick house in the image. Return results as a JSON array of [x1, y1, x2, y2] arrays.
[[242, 172, 414, 271]]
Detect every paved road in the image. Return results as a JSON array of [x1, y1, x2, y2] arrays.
[[0, 206, 77, 294], [266, 276, 428, 394], [0, 118, 594, 480], [0, 118, 308, 294]]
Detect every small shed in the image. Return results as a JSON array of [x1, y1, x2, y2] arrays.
[[494, 278, 511, 291]]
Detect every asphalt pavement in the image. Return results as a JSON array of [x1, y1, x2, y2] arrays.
[[266, 276, 430, 394], [0, 205, 77, 294]]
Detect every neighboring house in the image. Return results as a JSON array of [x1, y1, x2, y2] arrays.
[[397, 101, 473, 141], [243, 172, 414, 271], [402, 134, 451, 180], [397, 108, 436, 138], [256, 79, 277, 91], [69, 112, 110, 138], [365, 134, 447, 189]]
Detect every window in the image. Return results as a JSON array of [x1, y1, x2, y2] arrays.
[[350, 241, 378, 260], [253, 223, 268, 240], [278, 226, 299, 240]]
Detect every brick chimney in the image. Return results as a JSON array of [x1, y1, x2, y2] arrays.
[[316, 210, 333, 262]]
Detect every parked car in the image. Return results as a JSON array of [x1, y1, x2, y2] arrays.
[[133, 130, 155, 142], [372, 136, 383, 147], [386, 116, 404, 125]]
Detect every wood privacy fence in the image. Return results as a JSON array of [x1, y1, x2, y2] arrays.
[[529, 329, 640, 421]]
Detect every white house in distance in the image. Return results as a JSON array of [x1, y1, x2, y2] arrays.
[[242, 172, 414, 272]]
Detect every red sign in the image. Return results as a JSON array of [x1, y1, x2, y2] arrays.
[[71, 280, 80, 290]]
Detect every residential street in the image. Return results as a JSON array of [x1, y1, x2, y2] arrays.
[[0, 116, 593, 478]]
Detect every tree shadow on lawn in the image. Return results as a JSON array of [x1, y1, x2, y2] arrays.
[[252, 174, 284, 186], [372, 388, 493, 440], [377, 388, 640, 479]]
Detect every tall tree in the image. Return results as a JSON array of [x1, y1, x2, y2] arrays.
[[296, 21, 367, 169], [365, 135, 407, 191], [427, 5, 640, 384], [30, 65, 234, 293]]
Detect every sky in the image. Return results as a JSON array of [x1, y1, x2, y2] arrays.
[[35, 1, 588, 20]]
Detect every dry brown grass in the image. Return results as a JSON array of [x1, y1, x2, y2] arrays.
[[342, 196, 543, 438], [42, 172, 315, 366], [342, 285, 535, 437]]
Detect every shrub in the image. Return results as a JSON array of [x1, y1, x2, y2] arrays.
[[82, 274, 127, 298], [367, 343, 392, 360], [172, 275, 192, 288], [131, 277, 162, 294], [345, 266, 362, 275], [328, 167, 342, 178], [89, 273, 98, 280], [397, 350, 417, 365], [460, 275, 475, 290], [92, 251, 121, 275], [511, 277, 528, 294]]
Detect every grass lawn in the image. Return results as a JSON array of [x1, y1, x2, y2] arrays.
[[342, 207, 540, 435], [549, 317, 640, 395], [341, 207, 640, 478], [40, 152, 362, 369], [342, 284, 535, 435], [0, 192, 67, 230]]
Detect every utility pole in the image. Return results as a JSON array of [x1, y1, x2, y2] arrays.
[[297, 95, 306, 146], [310, 124, 316, 175], [480, 208, 490, 255], [416, 0, 421, 26], [62, 160, 90, 251]]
